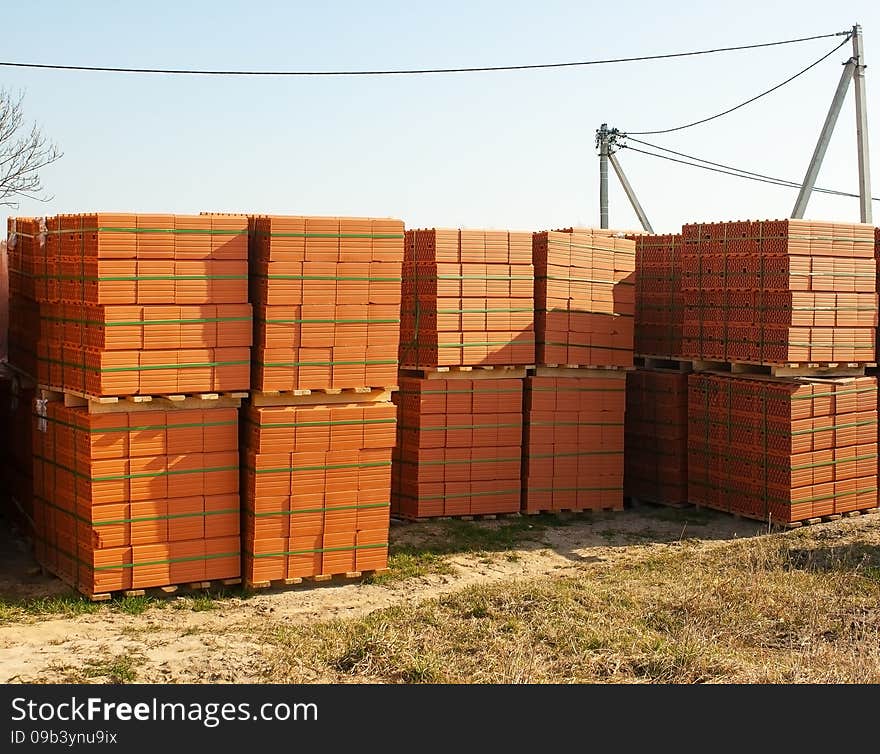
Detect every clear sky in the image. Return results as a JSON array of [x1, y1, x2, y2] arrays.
[[2, 0, 879, 233]]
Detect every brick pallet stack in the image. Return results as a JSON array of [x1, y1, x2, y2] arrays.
[[242, 215, 403, 587], [682, 219, 878, 525], [3, 219, 40, 533], [524, 228, 635, 514], [6, 218, 41, 378], [625, 233, 689, 507], [393, 229, 534, 520], [21, 213, 251, 598], [625, 368, 688, 507]]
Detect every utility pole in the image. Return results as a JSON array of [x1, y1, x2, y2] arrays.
[[598, 123, 610, 229], [596, 124, 654, 233], [852, 24, 872, 223], [792, 24, 872, 223]]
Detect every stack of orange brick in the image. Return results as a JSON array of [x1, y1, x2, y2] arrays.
[[533, 228, 635, 368], [400, 229, 535, 369], [524, 229, 635, 514], [242, 215, 404, 586], [32, 401, 241, 596], [392, 377, 523, 518], [395, 228, 534, 519], [34, 213, 252, 397], [682, 219, 877, 365], [624, 369, 688, 506], [6, 218, 41, 378], [688, 373, 877, 524], [250, 216, 403, 392], [634, 233, 683, 359], [523, 372, 626, 513], [243, 402, 395, 583]]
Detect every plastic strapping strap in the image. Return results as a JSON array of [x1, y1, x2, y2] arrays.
[[35, 397, 48, 433]]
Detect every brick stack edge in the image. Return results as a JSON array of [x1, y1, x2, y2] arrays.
[[393, 230, 534, 519], [242, 216, 404, 583], [20, 214, 253, 596], [524, 229, 635, 513]]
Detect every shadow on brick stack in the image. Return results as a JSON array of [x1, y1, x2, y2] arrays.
[[682, 219, 878, 527], [524, 228, 635, 515], [243, 216, 403, 588], [28, 214, 250, 599], [626, 232, 689, 507], [393, 229, 534, 520], [2, 219, 40, 539]]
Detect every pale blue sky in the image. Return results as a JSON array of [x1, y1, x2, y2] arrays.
[[2, 1, 879, 233]]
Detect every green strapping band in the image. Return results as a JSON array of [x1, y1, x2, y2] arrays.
[[258, 359, 396, 367], [41, 415, 236, 434], [43, 274, 246, 281], [396, 456, 521, 466], [33, 494, 237, 527], [257, 274, 400, 282], [529, 421, 623, 427], [251, 460, 392, 474], [538, 275, 634, 286], [261, 232, 403, 239], [528, 450, 624, 459], [35, 454, 237, 482], [399, 423, 521, 431], [260, 318, 399, 325], [540, 341, 632, 352], [250, 503, 390, 517], [43, 315, 251, 327], [253, 418, 396, 429], [95, 509, 239, 526], [93, 551, 240, 571], [395, 489, 520, 501], [526, 486, 623, 493], [435, 274, 533, 281], [397, 388, 520, 395], [91, 226, 246, 236], [250, 542, 387, 559], [436, 307, 534, 314]]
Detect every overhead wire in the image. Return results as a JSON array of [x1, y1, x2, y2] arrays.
[[623, 33, 853, 135], [0, 31, 850, 76], [619, 141, 880, 201]]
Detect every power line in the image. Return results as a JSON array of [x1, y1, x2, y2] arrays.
[[624, 136, 879, 199], [0, 31, 850, 77], [624, 34, 852, 135], [620, 142, 880, 201]]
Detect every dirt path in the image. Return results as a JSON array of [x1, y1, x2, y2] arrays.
[[0, 505, 783, 683]]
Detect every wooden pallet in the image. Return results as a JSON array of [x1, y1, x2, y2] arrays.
[[634, 356, 693, 373], [86, 578, 242, 602], [399, 365, 530, 381], [540, 363, 633, 370], [40, 386, 247, 414], [522, 507, 622, 516], [691, 504, 878, 528], [248, 386, 397, 407], [627, 495, 692, 510], [529, 366, 628, 379], [394, 511, 522, 523], [781, 507, 879, 529], [689, 360, 872, 378], [244, 569, 389, 590]]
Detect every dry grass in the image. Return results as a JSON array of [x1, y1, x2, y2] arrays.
[[264, 523, 880, 683]]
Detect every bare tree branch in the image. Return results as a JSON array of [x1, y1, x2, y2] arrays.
[[0, 89, 62, 208]]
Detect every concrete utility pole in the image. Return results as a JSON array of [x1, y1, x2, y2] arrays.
[[598, 123, 610, 229], [596, 124, 654, 232], [852, 24, 873, 223], [792, 24, 872, 223]]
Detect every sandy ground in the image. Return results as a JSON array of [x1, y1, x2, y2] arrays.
[[0, 505, 793, 683]]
